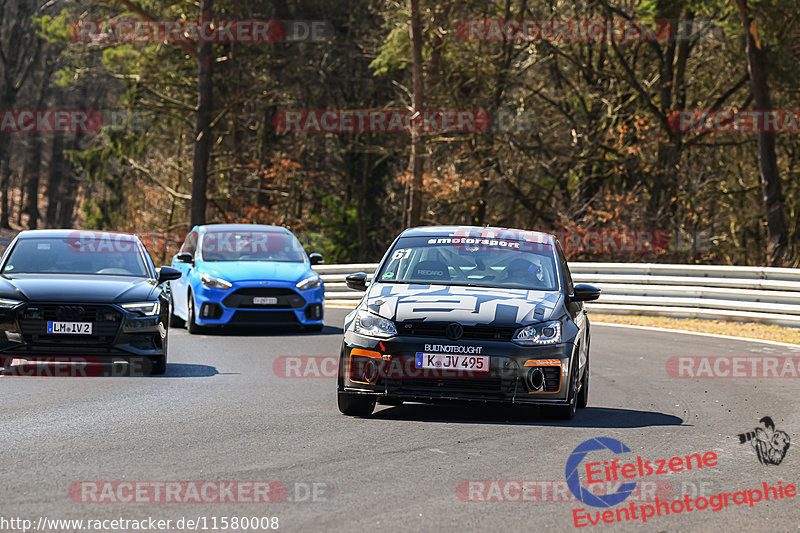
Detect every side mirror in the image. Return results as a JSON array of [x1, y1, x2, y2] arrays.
[[175, 252, 194, 264], [309, 253, 324, 265], [157, 266, 183, 284], [345, 272, 368, 291], [570, 283, 601, 302]]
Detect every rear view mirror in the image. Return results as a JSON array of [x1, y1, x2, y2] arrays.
[[346, 272, 368, 291], [570, 283, 600, 302], [309, 253, 324, 265], [157, 266, 182, 283], [175, 252, 194, 264]]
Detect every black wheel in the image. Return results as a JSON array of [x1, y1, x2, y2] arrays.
[[550, 357, 578, 420], [577, 355, 589, 409], [337, 391, 376, 417], [168, 290, 185, 328], [149, 354, 167, 375], [186, 292, 202, 334]]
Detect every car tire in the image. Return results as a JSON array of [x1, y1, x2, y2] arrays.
[[337, 391, 376, 417], [186, 292, 202, 335], [577, 355, 589, 409], [168, 291, 185, 328]]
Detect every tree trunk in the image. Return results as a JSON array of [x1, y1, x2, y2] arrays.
[[190, 0, 214, 226], [44, 133, 65, 227], [735, 0, 789, 266], [22, 130, 42, 228], [405, 0, 424, 228]]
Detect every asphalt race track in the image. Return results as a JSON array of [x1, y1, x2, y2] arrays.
[[3, 308, 799, 532]]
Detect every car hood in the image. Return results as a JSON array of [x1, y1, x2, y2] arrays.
[[199, 261, 313, 283], [362, 283, 562, 326], [0, 274, 157, 303]]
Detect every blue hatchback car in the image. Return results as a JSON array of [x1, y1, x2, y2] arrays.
[[169, 224, 324, 333]]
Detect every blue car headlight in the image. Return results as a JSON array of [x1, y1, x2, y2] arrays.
[[513, 320, 562, 345], [201, 273, 232, 290], [353, 309, 396, 338], [296, 274, 321, 291]]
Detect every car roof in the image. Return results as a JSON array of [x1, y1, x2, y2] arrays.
[[399, 225, 554, 244], [15, 229, 138, 240], [193, 224, 290, 234]]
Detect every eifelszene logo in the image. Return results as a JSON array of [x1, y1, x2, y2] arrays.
[[566, 437, 637, 508], [738, 417, 790, 466]]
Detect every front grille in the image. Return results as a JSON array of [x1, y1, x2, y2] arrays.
[[17, 304, 122, 346], [229, 310, 299, 324], [223, 288, 305, 309], [388, 375, 513, 399], [397, 322, 516, 341]]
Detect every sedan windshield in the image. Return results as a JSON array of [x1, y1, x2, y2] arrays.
[[376, 235, 559, 290], [2, 237, 150, 277], [200, 230, 306, 262]]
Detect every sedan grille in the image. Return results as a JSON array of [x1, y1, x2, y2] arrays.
[[18, 304, 123, 346]]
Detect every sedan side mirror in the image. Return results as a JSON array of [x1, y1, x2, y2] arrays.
[[175, 252, 194, 264], [346, 272, 368, 291], [309, 253, 324, 265], [570, 283, 601, 302], [157, 266, 183, 284]]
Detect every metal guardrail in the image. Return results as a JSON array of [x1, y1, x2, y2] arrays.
[[313, 263, 800, 328]]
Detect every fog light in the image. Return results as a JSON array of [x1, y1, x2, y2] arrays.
[[528, 367, 545, 392], [363, 359, 379, 383]]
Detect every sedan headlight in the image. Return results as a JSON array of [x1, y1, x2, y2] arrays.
[[121, 301, 160, 316], [201, 273, 233, 290], [296, 274, 321, 291], [513, 320, 562, 345], [353, 309, 397, 338], [0, 298, 22, 309]]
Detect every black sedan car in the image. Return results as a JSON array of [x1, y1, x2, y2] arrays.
[[337, 226, 600, 419], [0, 230, 181, 375]]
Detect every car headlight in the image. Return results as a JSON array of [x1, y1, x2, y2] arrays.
[[0, 298, 22, 309], [201, 273, 233, 290], [513, 320, 562, 345], [353, 309, 397, 338], [296, 274, 321, 291], [121, 301, 160, 316]]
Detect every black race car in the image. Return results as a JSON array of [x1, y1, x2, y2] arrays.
[[337, 226, 600, 419], [0, 230, 181, 375]]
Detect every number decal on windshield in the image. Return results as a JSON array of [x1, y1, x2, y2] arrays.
[[392, 248, 412, 260]]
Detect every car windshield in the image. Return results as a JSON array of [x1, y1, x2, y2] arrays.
[[376, 234, 559, 290], [2, 236, 150, 277], [200, 230, 306, 262]]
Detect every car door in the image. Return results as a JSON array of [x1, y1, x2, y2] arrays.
[[170, 230, 198, 316]]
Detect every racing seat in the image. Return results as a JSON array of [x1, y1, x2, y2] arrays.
[[412, 260, 450, 282]]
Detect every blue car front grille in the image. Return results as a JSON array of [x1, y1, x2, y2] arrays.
[[222, 287, 306, 309]]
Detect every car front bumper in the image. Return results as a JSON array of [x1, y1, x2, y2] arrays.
[[191, 281, 324, 327], [339, 331, 577, 406]]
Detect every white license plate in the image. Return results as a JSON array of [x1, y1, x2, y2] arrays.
[[253, 297, 278, 305], [415, 353, 490, 371], [47, 321, 93, 335]]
